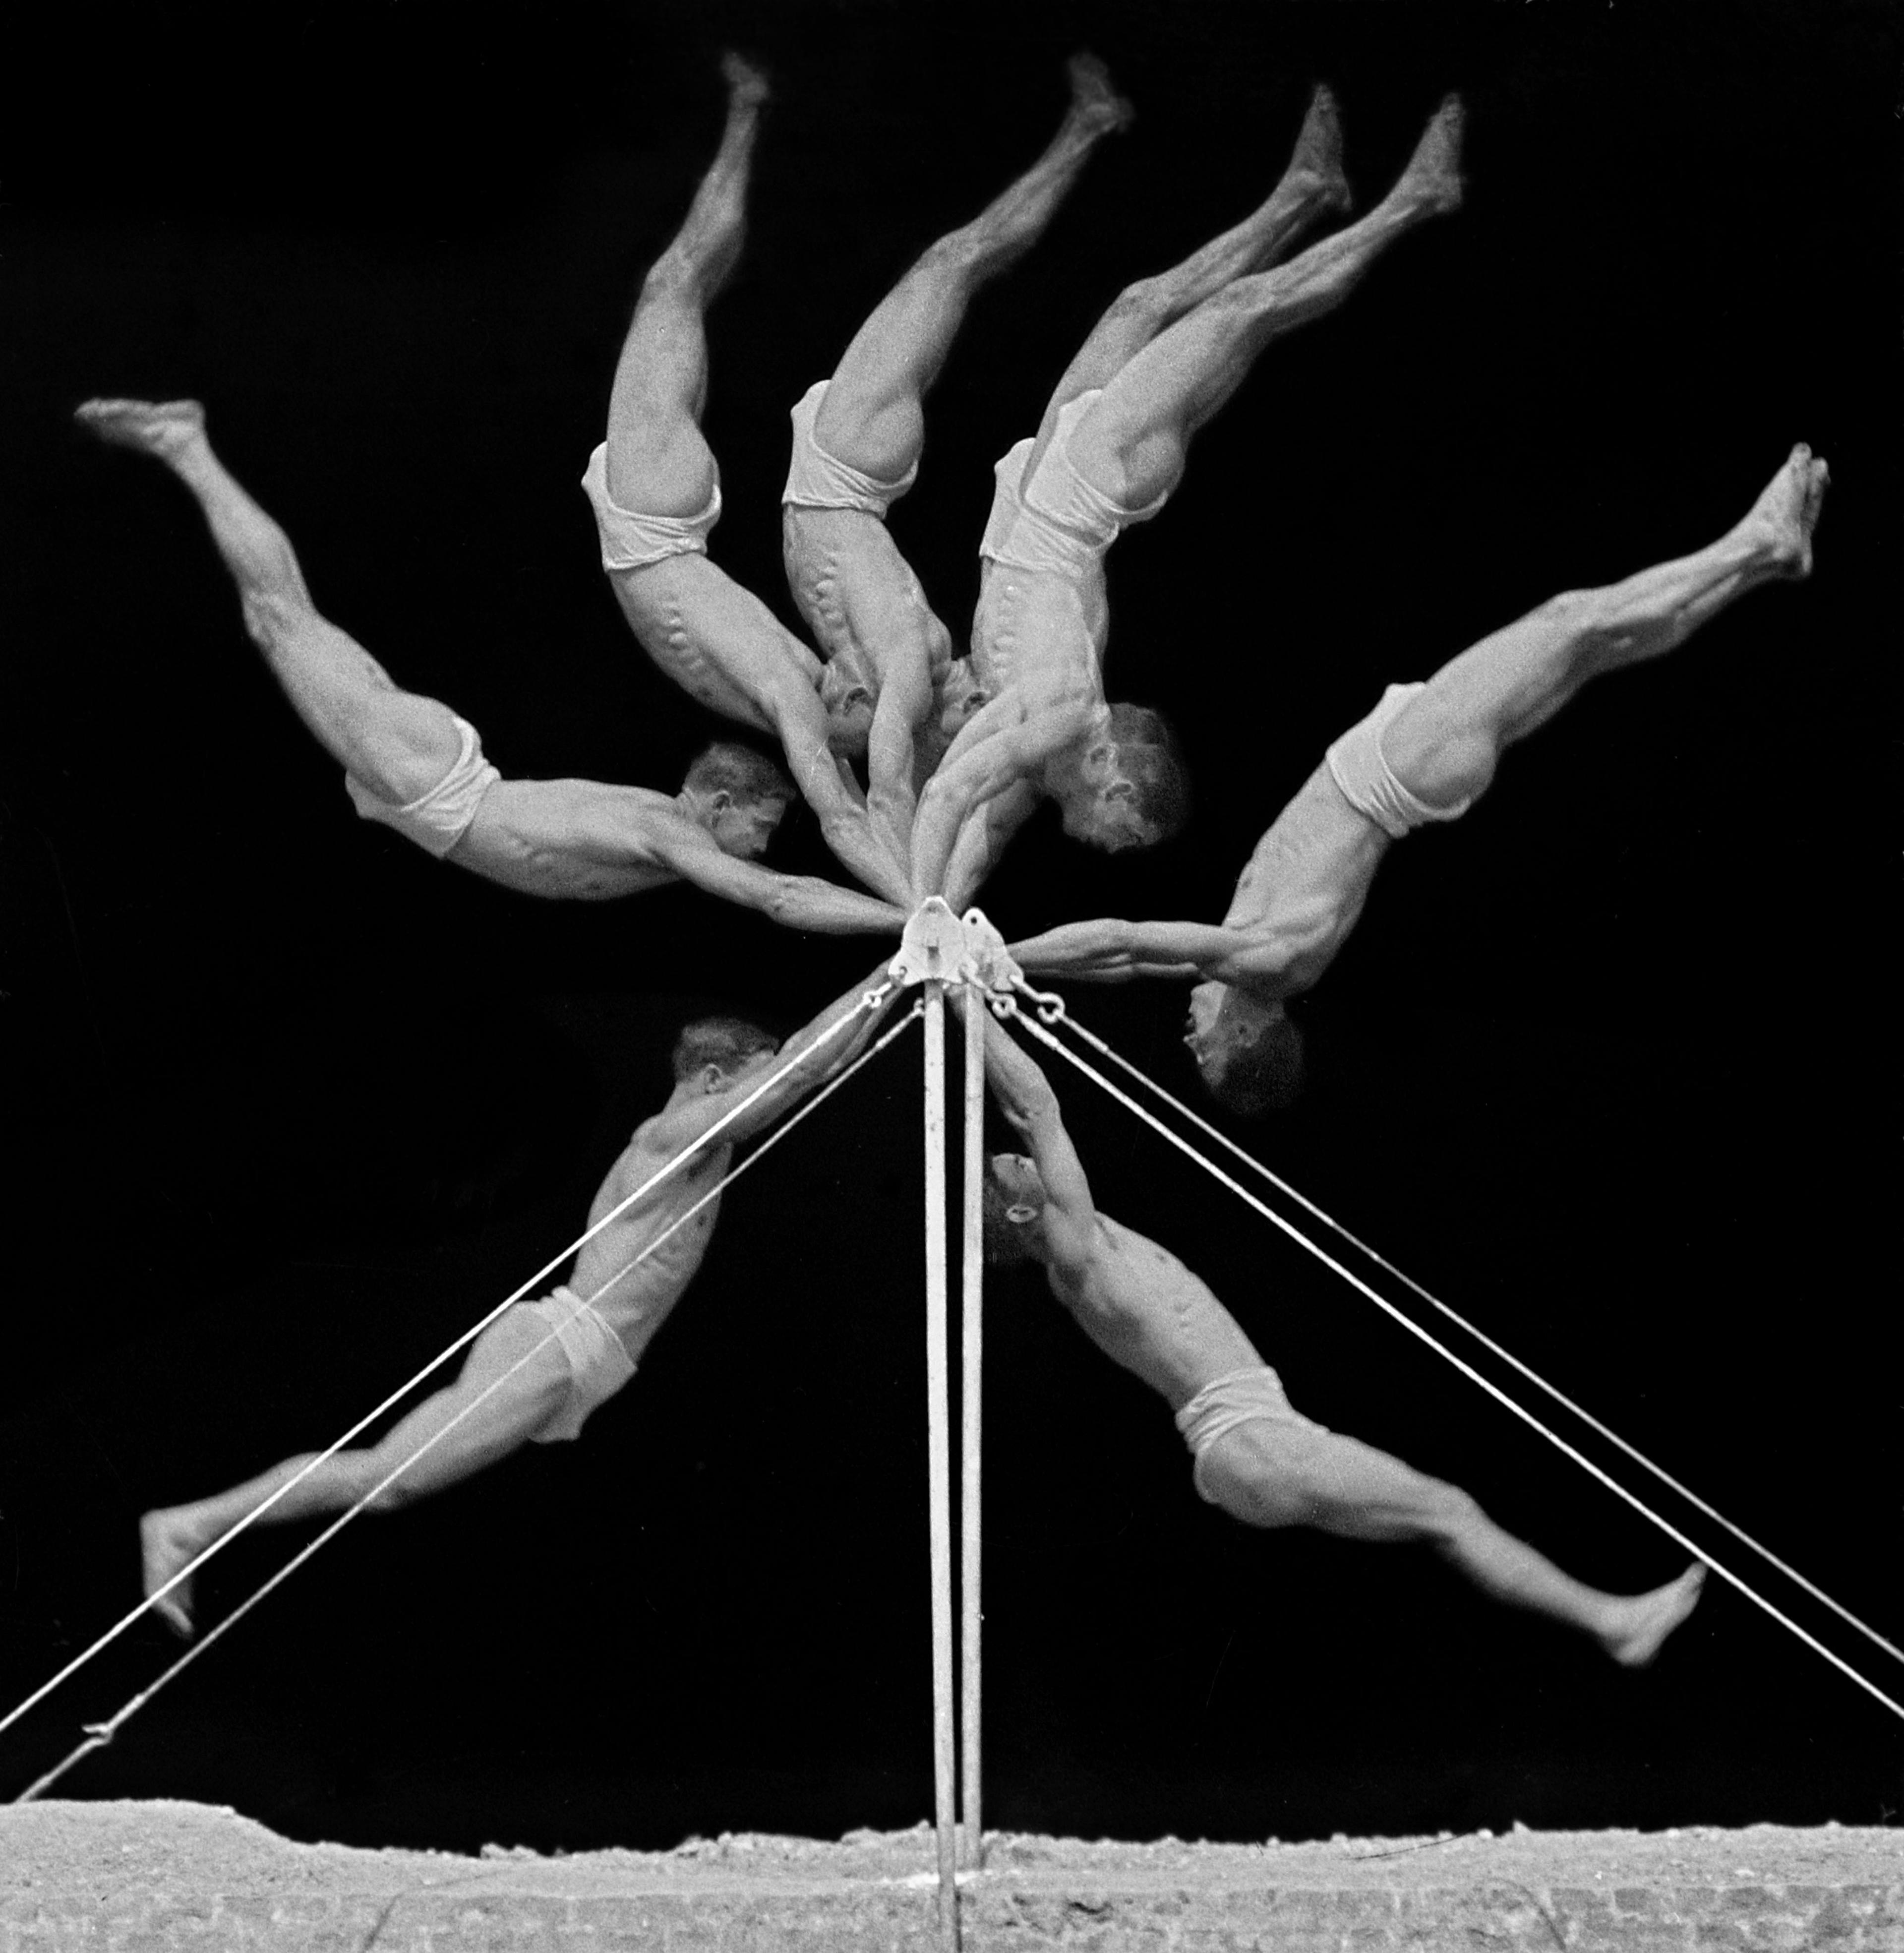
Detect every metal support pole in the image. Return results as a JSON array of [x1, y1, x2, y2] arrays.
[[921, 980, 959, 1949], [959, 983, 985, 1870]]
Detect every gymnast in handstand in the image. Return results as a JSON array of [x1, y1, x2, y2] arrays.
[[1010, 444, 1831, 1108], [580, 55, 909, 903], [780, 52, 1131, 869], [909, 86, 1466, 907]]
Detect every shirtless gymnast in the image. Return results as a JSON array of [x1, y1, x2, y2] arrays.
[[74, 399, 904, 933], [137, 970, 896, 1637], [584, 55, 907, 906], [909, 87, 1466, 909], [974, 1008, 1707, 1664], [1009, 444, 1832, 1109], [780, 54, 1132, 870]]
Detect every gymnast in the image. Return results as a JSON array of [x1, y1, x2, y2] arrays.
[[582, 55, 908, 905], [74, 399, 904, 933], [909, 86, 1466, 908], [972, 1007, 1707, 1664], [137, 970, 896, 1637], [1009, 443, 1832, 1109], [780, 53, 1131, 871]]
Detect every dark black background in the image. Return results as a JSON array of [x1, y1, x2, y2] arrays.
[[0, 0, 1897, 1852]]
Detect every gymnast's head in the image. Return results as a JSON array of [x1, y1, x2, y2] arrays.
[[982, 1153, 1049, 1265], [1057, 704, 1189, 854], [1184, 980, 1306, 1115], [681, 741, 794, 858], [818, 662, 876, 758], [671, 1015, 780, 1098]]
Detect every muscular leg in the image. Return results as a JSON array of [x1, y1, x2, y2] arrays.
[[1199, 1417, 1706, 1666], [74, 399, 462, 805], [604, 54, 767, 517], [1035, 83, 1354, 433], [1382, 445, 1832, 808], [137, 1307, 573, 1637], [1071, 97, 1463, 508], [812, 55, 1133, 484]]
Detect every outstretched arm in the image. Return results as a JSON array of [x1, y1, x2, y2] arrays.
[[656, 826, 906, 935], [865, 655, 935, 870], [773, 687, 913, 905], [943, 779, 1041, 912], [1009, 917, 1253, 982], [910, 696, 1092, 898], [971, 1008, 1098, 1265]]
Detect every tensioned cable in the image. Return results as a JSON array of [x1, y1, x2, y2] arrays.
[[994, 992, 1904, 1724], [0, 979, 897, 1752], [12, 999, 924, 1803], [1039, 994, 1904, 1673]]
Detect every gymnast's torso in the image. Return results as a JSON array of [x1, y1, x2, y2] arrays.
[[1215, 761, 1395, 998], [781, 503, 954, 699], [1047, 1211, 1264, 1415], [569, 1128, 733, 1361], [452, 778, 689, 902]]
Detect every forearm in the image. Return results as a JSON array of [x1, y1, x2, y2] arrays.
[[909, 774, 971, 900], [780, 964, 900, 1091], [936, 774, 1040, 912], [769, 876, 907, 936], [796, 760, 912, 906], [1015, 916, 1248, 981], [829, 815, 913, 906], [867, 689, 925, 872], [1008, 918, 1133, 973], [1069, 960, 1203, 984], [975, 1011, 1060, 1134], [772, 696, 912, 905]]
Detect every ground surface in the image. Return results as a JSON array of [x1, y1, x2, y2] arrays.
[[2, 1800, 1899, 1949]]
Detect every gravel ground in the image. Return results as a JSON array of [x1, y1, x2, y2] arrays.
[[3, 1800, 1900, 1949]]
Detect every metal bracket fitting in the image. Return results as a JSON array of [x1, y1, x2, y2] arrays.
[[959, 907, 1023, 999], [889, 898, 1026, 997], [889, 897, 969, 987]]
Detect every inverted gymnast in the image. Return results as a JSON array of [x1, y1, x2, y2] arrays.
[[582, 55, 907, 905], [1009, 444, 1831, 1110], [973, 1007, 1707, 1665], [780, 53, 1131, 871], [137, 971, 895, 1637], [908, 87, 1466, 908], [73, 399, 903, 933]]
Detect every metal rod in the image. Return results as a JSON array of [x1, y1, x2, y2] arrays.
[[959, 984, 985, 1870], [921, 981, 959, 1948]]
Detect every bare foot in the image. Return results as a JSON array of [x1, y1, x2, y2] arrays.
[[139, 1508, 208, 1640], [1288, 83, 1353, 215], [74, 396, 207, 462], [719, 51, 770, 114], [1741, 443, 1831, 578], [1067, 53, 1135, 137], [1392, 93, 1465, 216], [1602, 1563, 1707, 1669]]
